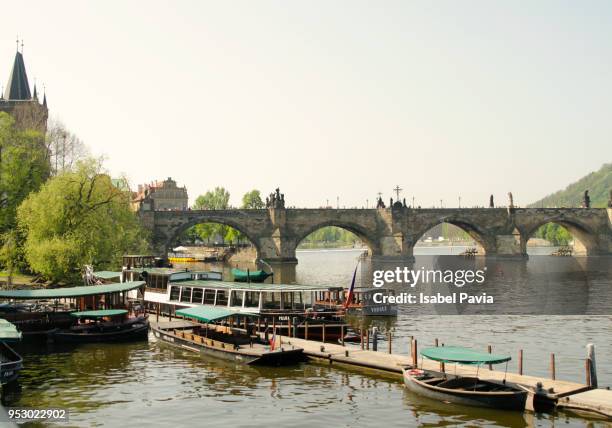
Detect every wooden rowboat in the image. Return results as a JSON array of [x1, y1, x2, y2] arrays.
[[402, 346, 527, 411]]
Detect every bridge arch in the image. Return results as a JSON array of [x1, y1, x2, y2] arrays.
[[522, 216, 600, 256], [413, 217, 496, 254], [163, 215, 265, 259], [293, 220, 381, 256]]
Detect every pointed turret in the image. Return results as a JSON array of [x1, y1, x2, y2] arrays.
[[32, 83, 38, 100], [4, 50, 31, 100], [42, 91, 47, 107]]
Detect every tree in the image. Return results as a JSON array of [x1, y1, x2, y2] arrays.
[[46, 118, 89, 175], [17, 159, 149, 283], [190, 187, 231, 244], [241, 190, 264, 209], [0, 112, 50, 274]]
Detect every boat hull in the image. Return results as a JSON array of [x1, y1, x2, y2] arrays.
[[0, 341, 23, 385], [53, 321, 150, 343], [151, 324, 305, 366], [402, 369, 527, 411]]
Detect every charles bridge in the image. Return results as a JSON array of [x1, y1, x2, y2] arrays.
[[138, 199, 612, 263]]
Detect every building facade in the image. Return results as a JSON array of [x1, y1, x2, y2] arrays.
[[0, 46, 48, 134], [132, 177, 189, 211]]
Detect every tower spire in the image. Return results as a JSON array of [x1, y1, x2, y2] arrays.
[[3, 47, 31, 100], [42, 85, 47, 107]]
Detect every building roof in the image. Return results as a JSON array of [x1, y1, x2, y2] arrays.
[[4, 51, 31, 100], [0, 281, 145, 300], [170, 280, 338, 292]]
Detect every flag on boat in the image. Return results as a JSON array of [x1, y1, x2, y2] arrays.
[[343, 264, 358, 309]]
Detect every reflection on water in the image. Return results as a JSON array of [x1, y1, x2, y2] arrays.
[[4, 248, 611, 427]]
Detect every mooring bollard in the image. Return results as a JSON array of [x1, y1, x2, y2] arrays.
[[412, 339, 418, 366], [518, 349, 523, 375], [322, 323, 326, 343], [345, 350, 349, 357], [341, 325, 345, 347], [387, 331, 392, 354], [292, 317, 297, 338], [360, 328, 364, 350], [587, 343, 598, 388], [372, 327, 378, 351], [487, 345, 493, 370], [550, 353, 556, 380], [304, 320, 309, 340]]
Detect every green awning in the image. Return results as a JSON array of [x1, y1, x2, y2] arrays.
[[176, 306, 256, 323], [92, 271, 122, 279], [0, 319, 21, 341], [0, 281, 145, 300], [421, 346, 511, 365], [70, 309, 128, 318]]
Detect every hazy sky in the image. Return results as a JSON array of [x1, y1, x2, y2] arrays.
[[2, 1, 611, 208]]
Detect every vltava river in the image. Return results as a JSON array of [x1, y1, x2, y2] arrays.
[[6, 248, 611, 427]]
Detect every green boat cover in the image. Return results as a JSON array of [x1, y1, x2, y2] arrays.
[[70, 309, 128, 318], [176, 306, 256, 323], [0, 319, 22, 341], [231, 268, 270, 278], [92, 271, 122, 279], [421, 346, 511, 365], [0, 281, 145, 300]]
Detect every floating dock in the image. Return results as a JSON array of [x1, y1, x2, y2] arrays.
[[269, 334, 612, 419]]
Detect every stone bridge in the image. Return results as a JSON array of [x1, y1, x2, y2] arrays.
[[139, 206, 612, 263]]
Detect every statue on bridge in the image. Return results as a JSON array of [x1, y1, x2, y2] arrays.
[[376, 197, 386, 209], [508, 192, 514, 208], [489, 195, 494, 208], [582, 190, 590, 208], [608, 189, 612, 208], [267, 188, 286, 209]]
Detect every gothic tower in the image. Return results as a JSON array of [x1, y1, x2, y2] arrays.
[[0, 44, 48, 134]]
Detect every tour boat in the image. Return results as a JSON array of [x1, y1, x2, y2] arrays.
[[231, 268, 272, 283], [144, 276, 348, 341], [151, 306, 306, 366], [402, 346, 527, 411], [52, 309, 149, 343], [314, 287, 398, 317]]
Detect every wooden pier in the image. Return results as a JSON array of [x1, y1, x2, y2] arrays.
[[270, 334, 612, 419]]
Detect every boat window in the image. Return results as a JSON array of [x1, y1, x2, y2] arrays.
[[303, 291, 313, 307], [216, 290, 229, 306], [204, 289, 216, 305], [230, 291, 244, 307], [262, 292, 281, 309], [281, 292, 302, 309], [180, 287, 192, 303], [169, 286, 180, 301], [244, 291, 260, 308], [192, 288, 203, 304]]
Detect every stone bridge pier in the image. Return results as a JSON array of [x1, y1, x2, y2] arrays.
[[139, 205, 612, 264]]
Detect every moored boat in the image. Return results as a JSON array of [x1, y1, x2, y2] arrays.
[[0, 320, 23, 385], [402, 346, 528, 411], [151, 306, 305, 366], [53, 309, 149, 343], [231, 268, 272, 283]]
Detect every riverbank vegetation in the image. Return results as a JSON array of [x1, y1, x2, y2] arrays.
[[0, 114, 147, 285]]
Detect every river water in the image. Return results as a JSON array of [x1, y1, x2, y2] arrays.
[[5, 248, 611, 427]]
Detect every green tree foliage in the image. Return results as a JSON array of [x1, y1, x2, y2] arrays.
[[0, 112, 51, 276], [241, 190, 264, 209], [534, 223, 572, 246], [17, 160, 149, 283], [529, 163, 612, 208], [188, 187, 235, 244]]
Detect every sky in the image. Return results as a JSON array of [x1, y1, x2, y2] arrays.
[[2, 1, 611, 208]]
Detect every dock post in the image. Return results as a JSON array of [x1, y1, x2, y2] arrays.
[[372, 327, 378, 351], [305, 320, 308, 340], [434, 338, 438, 347], [156, 303, 159, 322], [272, 317, 276, 339], [487, 345, 492, 370], [550, 353, 556, 380], [587, 343, 597, 388], [288, 317, 291, 338], [292, 317, 297, 338], [387, 331, 392, 354], [341, 325, 345, 346], [518, 349, 523, 375], [412, 339, 418, 366], [322, 323, 326, 343], [360, 328, 364, 350], [366, 329, 370, 350], [264, 319, 269, 343], [586, 359, 592, 387]]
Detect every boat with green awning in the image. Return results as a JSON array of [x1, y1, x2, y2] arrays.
[[402, 346, 527, 411], [231, 268, 272, 283], [152, 306, 305, 366]]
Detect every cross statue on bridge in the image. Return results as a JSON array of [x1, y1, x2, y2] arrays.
[[393, 185, 403, 200]]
